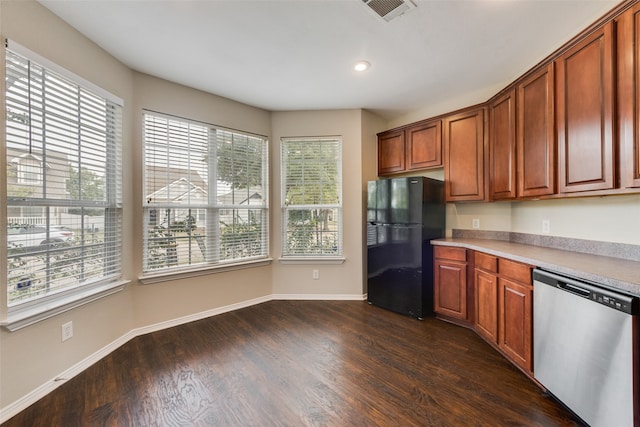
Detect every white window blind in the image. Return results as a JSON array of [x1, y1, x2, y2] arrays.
[[281, 137, 342, 257], [5, 42, 123, 307], [143, 112, 268, 273]]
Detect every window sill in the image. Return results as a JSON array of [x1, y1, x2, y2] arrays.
[[139, 258, 273, 285], [278, 257, 346, 265], [2, 280, 129, 332]]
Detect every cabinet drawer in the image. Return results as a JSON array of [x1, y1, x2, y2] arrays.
[[475, 252, 497, 272], [435, 246, 467, 262], [499, 258, 532, 284]]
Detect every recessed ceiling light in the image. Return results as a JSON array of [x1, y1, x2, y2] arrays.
[[354, 61, 370, 72]]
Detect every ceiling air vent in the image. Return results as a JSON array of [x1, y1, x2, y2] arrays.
[[362, 0, 416, 22]]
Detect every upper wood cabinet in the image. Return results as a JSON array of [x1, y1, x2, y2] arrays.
[[375, 1, 640, 199], [377, 129, 405, 175], [556, 22, 615, 193], [618, 3, 640, 189], [517, 63, 556, 198], [444, 107, 487, 202], [377, 119, 442, 176], [406, 120, 442, 170], [489, 89, 517, 200]]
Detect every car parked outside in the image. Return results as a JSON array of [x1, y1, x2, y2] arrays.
[[7, 224, 75, 249]]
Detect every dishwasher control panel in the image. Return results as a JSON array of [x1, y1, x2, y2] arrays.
[[595, 293, 634, 313], [533, 269, 639, 315]]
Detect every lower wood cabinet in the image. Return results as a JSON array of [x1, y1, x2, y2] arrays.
[[434, 247, 468, 321], [474, 253, 533, 374], [474, 252, 498, 343], [499, 277, 533, 372], [435, 248, 534, 376]]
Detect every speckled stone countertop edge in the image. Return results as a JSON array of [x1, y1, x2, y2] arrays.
[[431, 238, 640, 297], [450, 229, 640, 262]]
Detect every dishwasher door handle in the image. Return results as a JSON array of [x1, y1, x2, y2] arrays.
[[557, 281, 591, 298]]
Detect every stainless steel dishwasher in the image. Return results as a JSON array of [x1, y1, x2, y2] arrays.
[[533, 269, 639, 427]]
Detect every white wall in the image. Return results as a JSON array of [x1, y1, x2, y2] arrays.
[[0, 0, 136, 410], [0, 0, 275, 414], [0, 4, 382, 412], [1, 0, 637, 419], [445, 194, 640, 245], [361, 110, 388, 291], [270, 110, 366, 297], [511, 194, 640, 244], [446, 201, 512, 236], [130, 73, 274, 329]]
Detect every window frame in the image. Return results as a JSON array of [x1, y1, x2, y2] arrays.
[[2, 40, 127, 331], [280, 136, 344, 263], [140, 111, 270, 283]]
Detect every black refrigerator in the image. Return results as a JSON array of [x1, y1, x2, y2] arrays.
[[366, 176, 445, 319]]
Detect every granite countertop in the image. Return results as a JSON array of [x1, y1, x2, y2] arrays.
[[432, 237, 640, 296]]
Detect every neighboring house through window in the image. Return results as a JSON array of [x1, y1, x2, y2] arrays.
[[142, 112, 269, 274], [281, 137, 342, 258], [13, 153, 45, 184], [4, 40, 124, 326]]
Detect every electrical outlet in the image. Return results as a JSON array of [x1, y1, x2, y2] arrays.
[[312, 269, 319, 280], [61, 321, 73, 342], [542, 220, 550, 234], [472, 218, 480, 229]]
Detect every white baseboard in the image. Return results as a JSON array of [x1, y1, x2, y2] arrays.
[[273, 293, 366, 301], [0, 293, 366, 423], [132, 295, 273, 336], [1, 330, 136, 424]]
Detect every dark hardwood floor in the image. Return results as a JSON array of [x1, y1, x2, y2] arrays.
[[3, 300, 584, 426]]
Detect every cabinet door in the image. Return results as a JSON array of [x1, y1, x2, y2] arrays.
[[444, 108, 487, 201], [490, 89, 517, 200], [475, 269, 498, 344], [518, 63, 556, 197], [499, 278, 532, 373], [406, 120, 442, 170], [618, 4, 640, 189], [434, 260, 467, 320], [378, 129, 405, 175], [556, 22, 615, 193]]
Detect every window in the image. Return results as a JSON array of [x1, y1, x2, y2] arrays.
[[142, 112, 268, 274], [281, 137, 342, 257], [4, 41, 123, 313], [16, 156, 43, 184]]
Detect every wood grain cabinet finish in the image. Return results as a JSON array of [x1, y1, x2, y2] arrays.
[[497, 258, 533, 373], [377, 120, 442, 176], [473, 252, 533, 374], [434, 247, 468, 321], [489, 89, 517, 200], [499, 278, 533, 373], [474, 252, 499, 343], [406, 120, 442, 170], [378, 129, 405, 175], [618, 3, 640, 189], [517, 63, 556, 197], [556, 22, 615, 193], [444, 108, 487, 202]]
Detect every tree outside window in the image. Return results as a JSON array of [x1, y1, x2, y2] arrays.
[[281, 137, 342, 257]]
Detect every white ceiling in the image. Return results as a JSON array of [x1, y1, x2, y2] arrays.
[[39, 0, 621, 121]]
